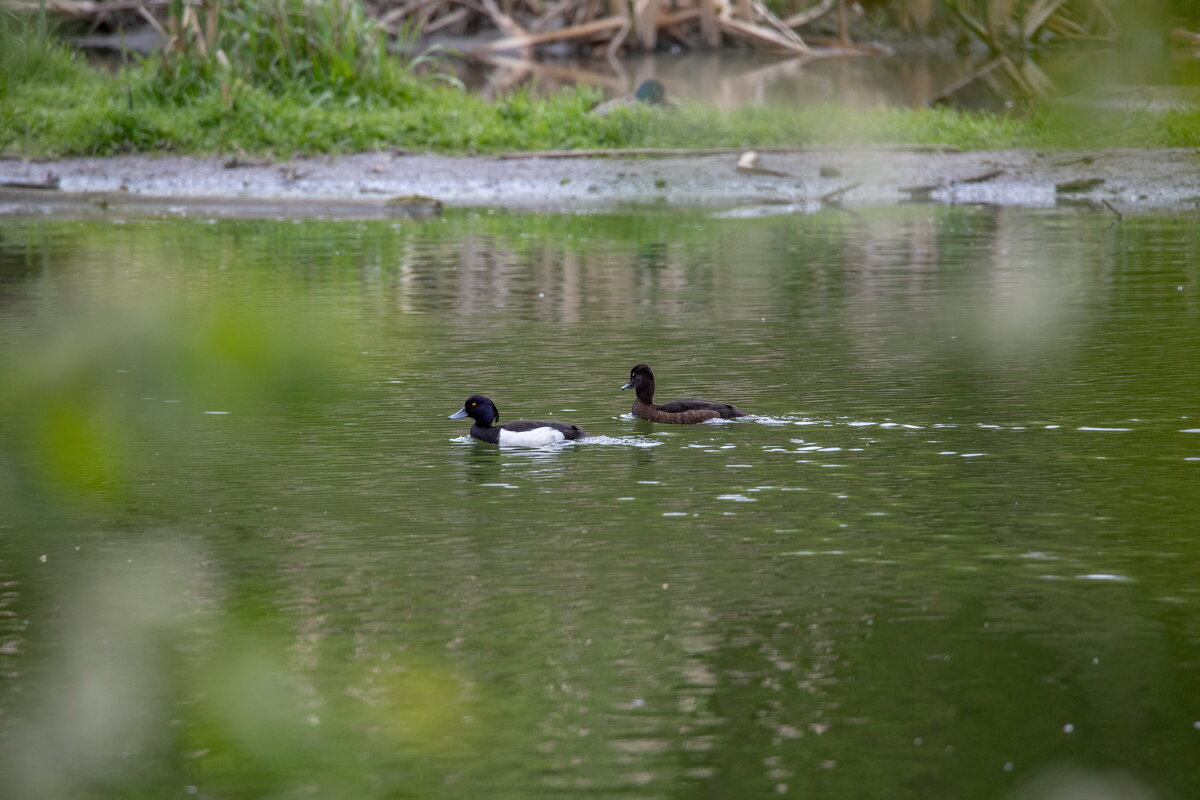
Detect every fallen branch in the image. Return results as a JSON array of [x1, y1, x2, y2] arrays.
[[819, 180, 860, 203], [783, 0, 833, 29], [753, 0, 808, 51], [471, 15, 628, 52], [657, 8, 700, 28], [0, 175, 61, 190], [926, 55, 1004, 105], [716, 13, 810, 54], [952, 168, 1004, 184]]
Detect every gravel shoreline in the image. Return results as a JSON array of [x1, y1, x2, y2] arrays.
[[2, 148, 1198, 217]]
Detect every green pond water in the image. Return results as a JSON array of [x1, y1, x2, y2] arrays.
[[1, 205, 1198, 799]]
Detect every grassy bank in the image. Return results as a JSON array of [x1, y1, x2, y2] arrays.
[[3, 8, 1199, 157]]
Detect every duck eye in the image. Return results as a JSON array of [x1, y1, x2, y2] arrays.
[[470, 402, 476, 407]]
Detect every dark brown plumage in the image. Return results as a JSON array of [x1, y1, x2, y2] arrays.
[[620, 363, 747, 424]]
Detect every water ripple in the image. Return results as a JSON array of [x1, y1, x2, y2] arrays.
[[576, 435, 663, 448]]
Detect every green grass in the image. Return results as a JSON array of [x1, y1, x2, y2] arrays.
[[8, 70, 1200, 157], [3, 5, 1200, 157]]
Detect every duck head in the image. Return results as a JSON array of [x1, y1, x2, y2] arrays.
[[448, 395, 499, 426], [635, 79, 666, 105], [620, 364, 655, 400]]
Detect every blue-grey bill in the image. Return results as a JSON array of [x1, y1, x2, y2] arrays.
[[620, 381, 633, 390], [448, 408, 469, 419]]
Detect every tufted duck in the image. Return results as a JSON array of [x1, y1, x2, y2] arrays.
[[448, 395, 586, 446], [620, 363, 747, 424]]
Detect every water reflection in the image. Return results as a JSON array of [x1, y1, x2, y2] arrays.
[[609, 51, 974, 109], [465, 46, 1200, 110], [1, 207, 1199, 799]]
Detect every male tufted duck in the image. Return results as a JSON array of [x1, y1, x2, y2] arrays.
[[448, 395, 586, 446], [620, 363, 747, 424]]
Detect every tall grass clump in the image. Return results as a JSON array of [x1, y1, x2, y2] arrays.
[[147, 0, 437, 106], [0, 8, 92, 95]]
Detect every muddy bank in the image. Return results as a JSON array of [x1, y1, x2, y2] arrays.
[[2, 148, 1199, 217]]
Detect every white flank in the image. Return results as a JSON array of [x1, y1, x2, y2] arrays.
[[497, 426, 567, 447]]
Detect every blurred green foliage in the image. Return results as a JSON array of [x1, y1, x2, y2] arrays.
[[3, 209, 1200, 800], [0, 221, 353, 513]]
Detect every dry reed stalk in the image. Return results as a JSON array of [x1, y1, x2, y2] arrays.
[[1022, 0, 1069, 41], [783, 0, 833, 30]]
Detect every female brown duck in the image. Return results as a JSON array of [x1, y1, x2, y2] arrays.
[[620, 363, 747, 424]]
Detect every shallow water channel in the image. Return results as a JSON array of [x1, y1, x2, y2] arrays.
[[1, 205, 1199, 799]]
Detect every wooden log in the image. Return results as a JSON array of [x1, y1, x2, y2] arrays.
[[0, 175, 61, 190], [633, 0, 661, 50], [698, 0, 719, 48], [752, 0, 807, 50], [658, 8, 700, 27], [782, 0, 833, 29], [716, 13, 810, 54], [471, 15, 629, 52]]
